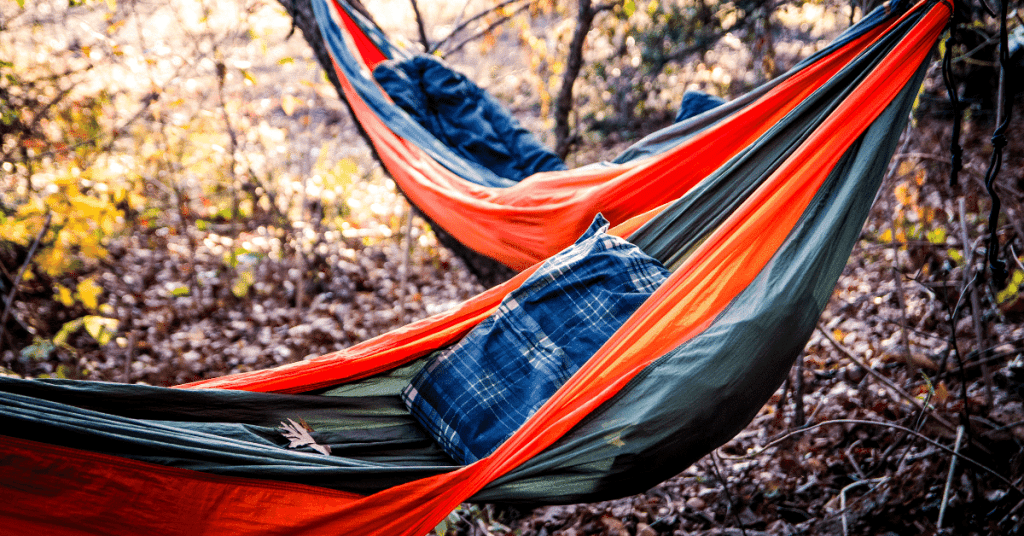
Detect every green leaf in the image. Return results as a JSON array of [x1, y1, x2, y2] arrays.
[[231, 270, 255, 298], [241, 69, 257, 86], [926, 227, 946, 245], [54, 318, 84, 347], [83, 315, 119, 345], [55, 364, 72, 379], [623, 0, 636, 17], [170, 284, 190, 297], [20, 339, 56, 362], [996, 283, 1018, 304]]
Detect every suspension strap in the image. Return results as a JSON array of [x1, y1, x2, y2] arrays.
[[982, 0, 1013, 288], [941, 24, 963, 187]]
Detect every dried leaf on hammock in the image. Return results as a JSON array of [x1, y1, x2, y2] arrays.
[[279, 418, 332, 456]]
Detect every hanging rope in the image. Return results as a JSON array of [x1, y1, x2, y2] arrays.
[[981, 0, 1013, 289], [944, 0, 1013, 288], [941, 1, 966, 187]]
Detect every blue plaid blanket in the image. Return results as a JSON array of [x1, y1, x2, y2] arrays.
[[402, 215, 669, 464]]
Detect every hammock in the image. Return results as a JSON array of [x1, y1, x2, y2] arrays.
[[314, 0, 940, 270], [0, 0, 949, 534]]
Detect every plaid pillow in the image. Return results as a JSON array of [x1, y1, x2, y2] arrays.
[[402, 215, 669, 464]]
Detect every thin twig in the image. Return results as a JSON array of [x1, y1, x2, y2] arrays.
[[793, 353, 805, 427], [804, 397, 824, 424], [891, 257, 915, 376], [431, 0, 529, 53], [944, 264, 982, 462], [123, 330, 137, 383], [955, 345, 1024, 374], [709, 451, 748, 536], [0, 255, 15, 287], [840, 477, 888, 536], [889, 151, 967, 164], [860, 238, 968, 250], [1004, 497, 1024, 527], [815, 325, 959, 435], [871, 314, 954, 343], [475, 519, 494, 536], [294, 148, 318, 311], [0, 212, 53, 347], [408, 0, 431, 51], [893, 388, 933, 474], [992, 419, 1024, 433], [776, 372, 791, 416], [215, 58, 242, 232], [937, 426, 965, 530], [437, 1, 535, 58], [845, 439, 867, 480], [885, 128, 916, 376], [958, 198, 995, 408], [741, 419, 1021, 498], [1005, 207, 1024, 254], [447, 0, 473, 39], [399, 205, 415, 324]]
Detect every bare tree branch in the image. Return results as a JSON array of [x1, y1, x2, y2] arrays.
[[431, 0, 531, 54], [408, 0, 431, 51], [434, 0, 537, 57], [0, 213, 53, 347]]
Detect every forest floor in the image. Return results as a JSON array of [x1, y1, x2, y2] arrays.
[[2, 0, 1024, 534]]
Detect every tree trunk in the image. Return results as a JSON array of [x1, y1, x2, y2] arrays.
[[553, 0, 612, 159]]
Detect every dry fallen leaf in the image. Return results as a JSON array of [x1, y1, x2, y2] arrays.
[[279, 418, 332, 456], [281, 93, 300, 116]]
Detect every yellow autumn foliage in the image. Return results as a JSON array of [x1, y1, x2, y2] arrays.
[[0, 216, 36, 247], [77, 278, 104, 310], [55, 284, 76, 308], [0, 177, 124, 278]]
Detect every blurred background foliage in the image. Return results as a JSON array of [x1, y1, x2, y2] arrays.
[[0, 0, 423, 380]]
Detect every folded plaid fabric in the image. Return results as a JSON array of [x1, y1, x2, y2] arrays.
[[402, 215, 669, 464]]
